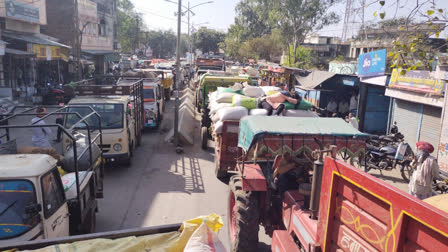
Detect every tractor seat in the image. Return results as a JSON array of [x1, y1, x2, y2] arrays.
[[298, 183, 312, 196]]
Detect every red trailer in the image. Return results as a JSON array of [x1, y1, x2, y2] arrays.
[[228, 116, 448, 252], [214, 120, 240, 179]]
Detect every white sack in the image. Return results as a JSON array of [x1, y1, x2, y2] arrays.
[[210, 103, 233, 115], [215, 106, 248, 122], [260, 86, 281, 94], [184, 223, 226, 252], [216, 93, 241, 103], [243, 86, 264, 97], [213, 121, 224, 134], [250, 109, 269, 116]]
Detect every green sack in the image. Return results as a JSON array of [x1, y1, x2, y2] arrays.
[[232, 95, 257, 109], [217, 87, 243, 95], [284, 99, 314, 110]]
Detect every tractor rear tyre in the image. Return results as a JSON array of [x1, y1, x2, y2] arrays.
[[228, 175, 259, 252], [201, 127, 208, 150]]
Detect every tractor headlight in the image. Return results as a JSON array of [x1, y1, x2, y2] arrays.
[[113, 143, 122, 152]]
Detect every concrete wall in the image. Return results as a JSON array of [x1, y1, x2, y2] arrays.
[[44, 0, 74, 46]]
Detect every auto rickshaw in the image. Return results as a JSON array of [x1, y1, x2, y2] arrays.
[[196, 75, 253, 149]]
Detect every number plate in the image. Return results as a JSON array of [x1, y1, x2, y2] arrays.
[[148, 120, 153, 124]]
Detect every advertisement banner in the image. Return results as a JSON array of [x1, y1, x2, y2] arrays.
[[6, 0, 40, 23], [389, 69, 446, 95], [358, 49, 386, 77]]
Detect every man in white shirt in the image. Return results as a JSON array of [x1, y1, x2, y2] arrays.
[[31, 107, 52, 148], [350, 91, 358, 116], [326, 97, 338, 117], [348, 112, 359, 129], [338, 99, 349, 117]]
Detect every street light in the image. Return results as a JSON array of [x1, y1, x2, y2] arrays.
[[165, 0, 214, 54]]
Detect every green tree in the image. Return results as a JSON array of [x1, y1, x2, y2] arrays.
[[145, 30, 177, 59], [192, 27, 226, 54], [117, 0, 141, 53], [236, 33, 283, 61], [374, 1, 448, 74], [286, 45, 312, 69]]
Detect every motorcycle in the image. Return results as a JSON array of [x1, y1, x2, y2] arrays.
[[42, 83, 70, 105], [367, 122, 404, 148], [365, 141, 415, 182]]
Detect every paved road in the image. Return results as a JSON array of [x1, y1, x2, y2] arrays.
[[94, 100, 270, 251]]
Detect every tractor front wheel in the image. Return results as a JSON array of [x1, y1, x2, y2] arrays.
[[201, 127, 208, 150], [228, 175, 259, 252]]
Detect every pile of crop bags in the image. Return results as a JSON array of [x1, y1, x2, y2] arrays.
[[208, 84, 317, 134]]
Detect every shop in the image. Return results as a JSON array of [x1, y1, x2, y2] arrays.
[[358, 75, 391, 134], [385, 69, 445, 154]]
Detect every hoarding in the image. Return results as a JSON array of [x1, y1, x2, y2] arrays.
[[358, 49, 386, 77], [389, 69, 446, 95], [5, 0, 40, 23]]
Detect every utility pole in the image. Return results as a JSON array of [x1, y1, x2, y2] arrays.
[[73, 0, 81, 81], [135, 15, 140, 54], [187, 2, 191, 56], [174, 0, 182, 152]]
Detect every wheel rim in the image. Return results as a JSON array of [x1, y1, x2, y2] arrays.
[[403, 165, 413, 180], [229, 191, 237, 242]]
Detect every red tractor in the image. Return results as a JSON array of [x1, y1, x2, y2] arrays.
[[228, 116, 448, 252]]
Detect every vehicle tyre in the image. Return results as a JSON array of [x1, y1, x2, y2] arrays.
[[137, 132, 142, 146], [201, 127, 208, 150], [80, 209, 96, 234], [401, 162, 413, 183], [229, 175, 259, 252]]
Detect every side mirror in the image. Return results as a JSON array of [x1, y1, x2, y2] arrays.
[[25, 203, 42, 215]]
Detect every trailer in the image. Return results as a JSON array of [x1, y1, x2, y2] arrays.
[[228, 116, 448, 252]]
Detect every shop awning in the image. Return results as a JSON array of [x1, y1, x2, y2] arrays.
[[5, 48, 35, 56], [2, 31, 70, 48], [295, 71, 336, 90], [82, 50, 120, 62]]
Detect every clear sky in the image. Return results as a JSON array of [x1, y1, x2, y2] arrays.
[[132, 0, 448, 38], [130, 0, 239, 33]]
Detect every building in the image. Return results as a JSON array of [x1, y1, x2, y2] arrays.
[[349, 23, 447, 59], [301, 34, 351, 68], [44, 0, 119, 76], [0, 0, 70, 100]]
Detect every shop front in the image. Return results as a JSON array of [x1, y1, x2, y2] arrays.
[[385, 69, 445, 154]]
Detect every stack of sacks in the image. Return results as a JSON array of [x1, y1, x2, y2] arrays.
[[260, 86, 281, 96], [212, 106, 248, 134]]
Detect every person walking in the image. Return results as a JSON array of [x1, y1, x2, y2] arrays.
[[31, 107, 52, 148], [409, 141, 440, 200]]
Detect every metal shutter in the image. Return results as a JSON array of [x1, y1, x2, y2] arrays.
[[393, 99, 421, 151], [419, 105, 442, 154]]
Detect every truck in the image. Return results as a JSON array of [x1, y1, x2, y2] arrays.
[[0, 105, 104, 243], [228, 116, 448, 252], [117, 76, 164, 129], [64, 80, 144, 166]]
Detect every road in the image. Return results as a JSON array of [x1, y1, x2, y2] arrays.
[[2, 100, 409, 251], [94, 99, 271, 251]]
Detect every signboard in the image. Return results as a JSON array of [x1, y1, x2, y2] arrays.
[[5, 0, 40, 23], [389, 69, 446, 95], [329, 62, 358, 75], [27, 44, 68, 61], [358, 49, 386, 77]]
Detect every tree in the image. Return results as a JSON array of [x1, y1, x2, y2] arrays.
[[145, 30, 177, 58], [192, 27, 225, 54], [236, 32, 283, 61], [117, 0, 141, 53], [374, 0, 448, 74], [269, 0, 339, 63]]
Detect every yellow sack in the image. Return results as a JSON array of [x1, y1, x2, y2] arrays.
[[266, 90, 280, 95], [166, 213, 224, 252]]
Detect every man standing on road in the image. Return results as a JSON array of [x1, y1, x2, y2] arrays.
[[31, 107, 52, 148], [409, 141, 440, 200]]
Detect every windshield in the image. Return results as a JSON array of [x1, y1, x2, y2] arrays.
[[0, 180, 39, 239], [144, 88, 155, 100], [65, 104, 124, 130]]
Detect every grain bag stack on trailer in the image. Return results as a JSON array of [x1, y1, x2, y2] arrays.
[[207, 84, 318, 179]]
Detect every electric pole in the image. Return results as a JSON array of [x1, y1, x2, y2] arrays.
[[135, 15, 140, 54], [73, 0, 81, 80], [174, 0, 182, 152], [187, 2, 191, 56]]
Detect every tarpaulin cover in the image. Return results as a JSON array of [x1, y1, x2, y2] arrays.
[[238, 116, 369, 151]]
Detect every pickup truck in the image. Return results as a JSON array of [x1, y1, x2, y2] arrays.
[[0, 105, 104, 243]]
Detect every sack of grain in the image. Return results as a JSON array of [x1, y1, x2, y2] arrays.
[[210, 103, 233, 115], [250, 109, 269, 116], [216, 93, 242, 103], [243, 86, 264, 97], [214, 121, 224, 134], [232, 95, 257, 109], [215, 106, 248, 122]]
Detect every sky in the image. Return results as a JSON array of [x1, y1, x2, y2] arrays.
[[132, 0, 448, 38]]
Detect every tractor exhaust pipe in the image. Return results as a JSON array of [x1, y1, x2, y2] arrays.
[[310, 138, 337, 220], [310, 158, 323, 219]]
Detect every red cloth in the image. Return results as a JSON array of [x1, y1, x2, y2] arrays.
[[416, 141, 434, 153]]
